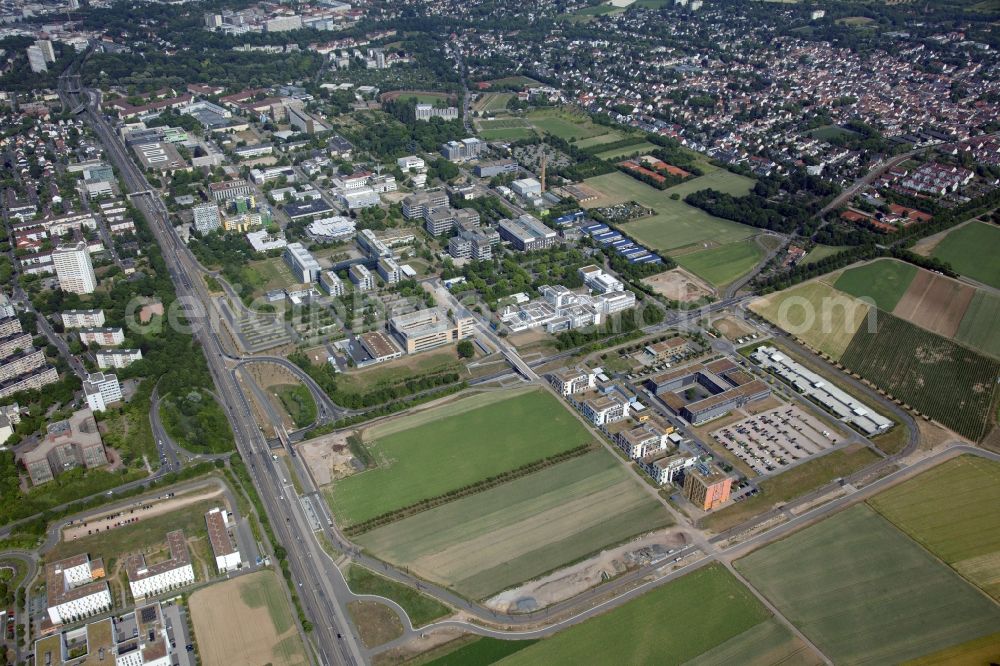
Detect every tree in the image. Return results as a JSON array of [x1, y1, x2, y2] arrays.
[[457, 340, 475, 358]]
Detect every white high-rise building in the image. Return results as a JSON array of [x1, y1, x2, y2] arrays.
[[27, 45, 48, 73], [83, 372, 122, 412], [52, 242, 97, 294], [192, 203, 221, 234]]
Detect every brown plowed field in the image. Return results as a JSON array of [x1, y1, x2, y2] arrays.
[[892, 270, 975, 338]]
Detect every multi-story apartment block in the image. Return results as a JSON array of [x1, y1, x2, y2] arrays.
[[0, 294, 13, 320], [46, 555, 112, 625], [349, 264, 375, 292], [192, 203, 221, 234], [377, 257, 402, 284], [548, 368, 597, 396], [0, 332, 32, 360], [424, 208, 455, 236], [95, 348, 143, 369], [60, 309, 106, 329], [83, 372, 122, 412], [0, 366, 59, 399], [683, 464, 732, 510], [127, 531, 195, 599], [206, 508, 241, 573], [78, 327, 125, 347], [284, 243, 321, 283], [319, 270, 345, 297], [52, 242, 98, 294], [20, 409, 108, 486], [616, 423, 670, 459], [640, 452, 695, 486], [0, 317, 22, 339], [578, 393, 630, 427], [388, 307, 476, 354], [441, 138, 484, 162], [0, 349, 46, 384], [448, 227, 495, 261], [401, 189, 448, 219], [209, 179, 251, 202]]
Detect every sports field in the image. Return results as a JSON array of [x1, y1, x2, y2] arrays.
[[801, 245, 847, 265], [749, 281, 872, 359], [869, 455, 1000, 600], [675, 242, 764, 288], [839, 311, 1000, 441], [956, 290, 1000, 359], [833, 259, 916, 311], [355, 450, 670, 599], [583, 171, 757, 252], [736, 505, 1000, 664], [477, 118, 536, 141], [474, 92, 514, 113], [328, 389, 593, 525], [501, 564, 771, 665], [931, 221, 1000, 289], [190, 571, 307, 666]]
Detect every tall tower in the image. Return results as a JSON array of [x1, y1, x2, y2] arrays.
[[52, 242, 97, 294], [540, 151, 547, 193]]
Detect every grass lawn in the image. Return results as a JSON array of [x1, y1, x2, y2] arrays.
[[584, 171, 756, 252], [345, 565, 451, 627], [501, 564, 771, 665], [956, 290, 1000, 359], [736, 505, 1000, 664], [247, 256, 299, 294], [595, 141, 658, 160], [701, 445, 879, 534], [526, 108, 611, 141], [749, 281, 872, 360], [274, 384, 317, 428], [674, 242, 763, 288], [868, 455, 1000, 600], [355, 449, 670, 599], [478, 127, 537, 141], [476, 92, 514, 113], [800, 244, 847, 265], [46, 498, 219, 563], [328, 389, 593, 525], [423, 637, 537, 666], [573, 129, 629, 149], [833, 258, 917, 311], [335, 346, 464, 395], [809, 125, 860, 141]]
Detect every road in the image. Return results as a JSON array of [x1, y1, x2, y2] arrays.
[[60, 70, 366, 666]]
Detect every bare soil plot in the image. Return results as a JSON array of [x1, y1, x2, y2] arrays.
[[299, 431, 359, 486], [892, 269, 976, 338], [642, 267, 715, 302], [189, 571, 307, 666], [712, 315, 756, 341], [349, 601, 404, 648]]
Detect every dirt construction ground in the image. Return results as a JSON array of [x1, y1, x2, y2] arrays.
[[62, 486, 224, 541], [190, 571, 307, 666], [483, 529, 689, 613], [642, 267, 715, 302], [299, 431, 360, 486], [892, 270, 975, 338]]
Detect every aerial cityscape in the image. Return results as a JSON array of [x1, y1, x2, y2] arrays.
[[0, 0, 997, 663]]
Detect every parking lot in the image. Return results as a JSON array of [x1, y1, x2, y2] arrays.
[[710, 406, 838, 476]]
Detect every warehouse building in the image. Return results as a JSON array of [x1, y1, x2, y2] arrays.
[[205, 508, 241, 573]]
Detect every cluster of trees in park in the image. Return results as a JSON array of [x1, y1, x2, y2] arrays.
[[159, 389, 234, 454], [442, 247, 593, 307], [452, 194, 512, 223], [349, 100, 465, 159], [685, 188, 809, 235]]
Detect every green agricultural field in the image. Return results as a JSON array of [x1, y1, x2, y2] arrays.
[[584, 171, 756, 252], [479, 127, 537, 141], [274, 384, 317, 428], [737, 505, 1000, 664], [675, 242, 763, 288], [904, 631, 1000, 666], [355, 450, 670, 600], [344, 565, 451, 627], [595, 141, 658, 160], [424, 637, 537, 665], [869, 455, 1000, 600], [833, 259, 917, 311], [749, 281, 872, 359], [956, 290, 1000, 360], [682, 618, 821, 666], [501, 564, 771, 665], [573, 129, 629, 149], [526, 109, 611, 141], [328, 389, 593, 525], [800, 245, 847, 265], [839, 312, 1000, 441], [932, 221, 1000, 289]]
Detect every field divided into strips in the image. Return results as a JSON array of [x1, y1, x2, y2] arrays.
[[833, 258, 916, 311], [583, 171, 757, 253], [749, 281, 872, 360], [869, 455, 1000, 601], [931, 220, 1000, 289], [355, 450, 670, 600], [736, 505, 1000, 665], [190, 571, 307, 666], [891, 268, 976, 338], [328, 389, 593, 526], [839, 311, 1000, 441], [682, 618, 822, 666], [500, 564, 772, 666], [956, 290, 1000, 360]]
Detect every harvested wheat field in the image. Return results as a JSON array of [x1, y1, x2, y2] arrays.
[[190, 571, 307, 666], [892, 270, 976, 338]]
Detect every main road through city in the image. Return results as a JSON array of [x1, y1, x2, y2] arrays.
[[59, 71, 365, 666]]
